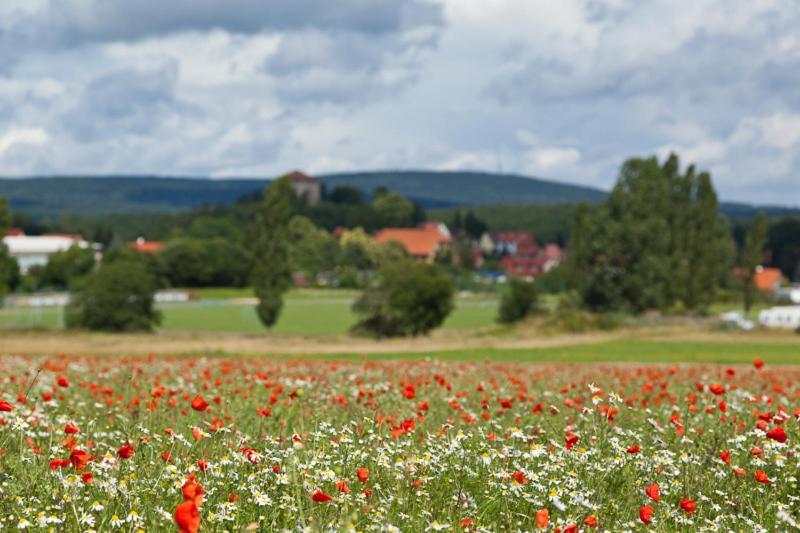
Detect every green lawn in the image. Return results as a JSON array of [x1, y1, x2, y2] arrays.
[[0, 289, 498, 335], [309, 339, 800, 365]]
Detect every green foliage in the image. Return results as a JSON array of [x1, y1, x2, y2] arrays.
[[372, 192, 416, 227], [740, 212, 768, 313], [38, 245, 95, 289], [287, 216, 339, 275], [0, 198, 16, 304], [767, 216, 800, 281], [497, 277, 538, 324], [328, 186, 364, 205], [463, 210, 488, 239], [66, 261, 161, 332], [160, 238, 251, 287], [252, 177, 294, 328], [352, 261, 454, 337], [568, 154, 732, 313]]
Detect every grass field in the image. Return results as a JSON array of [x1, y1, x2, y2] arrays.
[[0, 289, 498, 335]]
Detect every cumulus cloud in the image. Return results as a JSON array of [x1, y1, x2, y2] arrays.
[[0, 0, 799, 205]]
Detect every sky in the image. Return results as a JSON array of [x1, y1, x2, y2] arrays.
[[0, 0, 799, 205]]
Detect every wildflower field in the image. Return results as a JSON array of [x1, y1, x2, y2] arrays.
[[0, 354, 798, 532]]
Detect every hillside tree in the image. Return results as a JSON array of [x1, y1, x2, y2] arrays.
[[740, 212, 768, 313], [0, 198, 17, 304], [252, 177, 295, 328]]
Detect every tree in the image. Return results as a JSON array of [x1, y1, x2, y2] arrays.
[[497, 277, 539, 324], [329, 186, 365, 205], [567, 153, 732, 313], [287, 215, 339, 275], [464, 211, 488, 239], [352, 261, 454, 337], [39, 244, 95, 289], [741, 212, 768, 313], [67, 261, 161, 332], [373, 192, 415, 227], [252, 177, 294, 328], [0, 198, 16, 305]]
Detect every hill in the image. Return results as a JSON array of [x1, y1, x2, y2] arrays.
[[0, 172, 797, 220], [0, 171, 605, 217]]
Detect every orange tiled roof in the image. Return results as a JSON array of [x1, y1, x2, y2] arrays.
[[375, 227, 450, 257], [130, 240, 164, 253], [754, 267, 782, 291]]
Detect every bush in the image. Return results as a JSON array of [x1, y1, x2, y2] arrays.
[[67, 261, 161, 332], [352, 261, 454, 338], [497, 277, 538, 324]]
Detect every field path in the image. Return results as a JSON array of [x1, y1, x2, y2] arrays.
[[1, 325, 795, 358]]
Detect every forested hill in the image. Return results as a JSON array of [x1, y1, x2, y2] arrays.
[[0, 171, 604, 217], [0, 172, 796, 219]]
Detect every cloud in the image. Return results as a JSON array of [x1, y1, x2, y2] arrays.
[[0, 128, 48, 155], [0, 0, 799, 205]]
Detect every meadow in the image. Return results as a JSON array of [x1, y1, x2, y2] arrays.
[[0, 289, 498, 336], [0, 353, 798, 531]]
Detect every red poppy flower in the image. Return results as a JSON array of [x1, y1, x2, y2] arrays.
[[583, 515, 597, 527], [753, 358, 764, 369], [117, 443, 134, 459], [69, 449, 92, 471], [81, 471, 93, 484], [679, 499, 696, 514], [0, 400, 13, 412], [719, 450, 731, 464], [191, 395, 209, 412], [182, 473, 205, 507], [197, 459, 208, 472], [709, 384, 725, 395], [627, 444, 640, 454], [174, 501, 200, 533], [766, 427, 787, 443], [565, 434, 579, 450], [511, 471, 527, 484], [56, 376, 69, 388], [755, 470, 771, 484], [535, 508, 549, 529], [639, 505, 654, 525], [645, 483, 660, 502], [64, 422, 79, 435], [312, 491, 333, 502], [336, 480, 350, 493], [357, 467, 369, 484]]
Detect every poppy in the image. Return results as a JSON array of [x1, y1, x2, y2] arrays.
[[117, 443, 134, 459], [70, 449, 92, 471], [182, 474, 205, 507], [64, 422, 79, 435], [174, 501, 200, 533], [312, 491, 333, 502], [191, 395, 209, 412], [753, 358, 764, 369], [755, 470, 771, 484], [766, 427, 787, 443], [679, 499, 696, 514], [626, 444, 640, 454], [583, 515, 597, 527], [645, 483, 659, 502], [357, 468, 369, 484], [639, 505, 654, 525], [535, 508, 549, 529], [511, 471, 527, 484], [0, 400, 13, 412]]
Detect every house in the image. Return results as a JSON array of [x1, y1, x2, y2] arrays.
[[758, 305, 800, 329], [481, 230, 563, 280], [754, 266, 783, 293], [499, 256, 547, 280], [130, 237, 164, 253], [374, 222, 451, 262], [2, 230, 97, 274], [494, 231, 539, 256], [286, 170, 321, 206], [774, 285, 800, 304]]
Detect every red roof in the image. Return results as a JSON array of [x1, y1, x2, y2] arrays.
[[754, 267, 782, 292], [285, 170, 318, 183], [375, 226, 450, 258], [4, 228, 24, 236], [130, 240, 164, 253], [500, 256, 546, 278]]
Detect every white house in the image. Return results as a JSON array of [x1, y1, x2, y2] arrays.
[[774, 285, 800, 304], [758, 306, 800, 329], [2, 232, 96, 274]]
